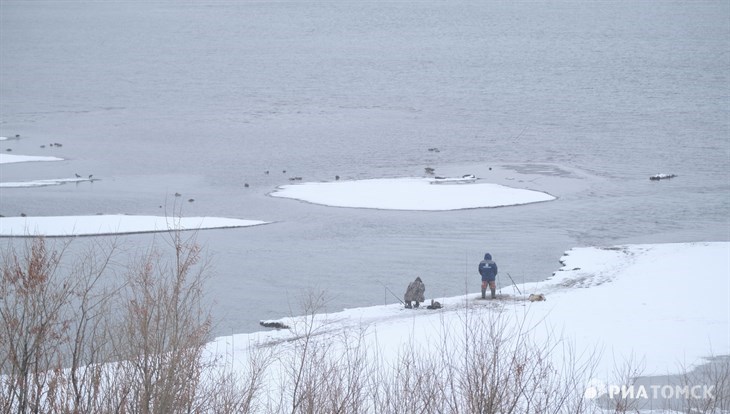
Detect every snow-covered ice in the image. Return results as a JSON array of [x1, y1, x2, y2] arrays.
[[270, 176, 556, 210], [0, 153, 64, 164], [1, 152, 269, 236], [0, 177, 95, 188], [0, 215, 270, 237]]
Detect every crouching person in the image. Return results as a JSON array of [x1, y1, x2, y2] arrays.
[[404, 277, 425, 309]]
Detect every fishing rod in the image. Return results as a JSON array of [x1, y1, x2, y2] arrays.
[[506, 272, 523, 295], [376, 280, 404, 304]]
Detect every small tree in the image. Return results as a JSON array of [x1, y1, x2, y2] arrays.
[[0, 237, 69, 413], [0, 231, 265, 414], [0, 237, 120, 414], [110, 231, 213, 414]]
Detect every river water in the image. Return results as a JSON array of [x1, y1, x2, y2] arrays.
[[1, 0, 728, 335]]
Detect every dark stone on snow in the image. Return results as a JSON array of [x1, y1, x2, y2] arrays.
[[649, 174, 677, 181], [260, 321, 290, 330]]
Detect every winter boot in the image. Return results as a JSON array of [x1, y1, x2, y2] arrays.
[[481, 288, 486, 299], [491, 288, 496, 299]]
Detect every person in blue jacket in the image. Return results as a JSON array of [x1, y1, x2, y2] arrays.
[[478, 253, 498, 299]]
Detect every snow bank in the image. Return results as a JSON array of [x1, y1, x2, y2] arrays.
[[209, 241, 729, 383], [270, 176, 555, 210], [536, 242, 729, 376], [0, 215, 270, 237], [0, 153, 64, 164], [0, 177, 95, 188]]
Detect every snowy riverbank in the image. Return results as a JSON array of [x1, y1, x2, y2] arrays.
[[206, 241, 729, 409]]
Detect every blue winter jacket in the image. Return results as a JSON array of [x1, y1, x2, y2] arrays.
[[478, 253, 498, 282]]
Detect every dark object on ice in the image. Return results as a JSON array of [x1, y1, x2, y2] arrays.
[[188, 199, 194, 203], [75, 173, 81, 178], [175, 192, 181, 197], [20, 213, 26, 217], [6, 148, 11, 152], [260, 320, 290, 330], [404, 277, 425, 309], [427, 147, 440, 152], [425, 167, 435, 175], [649, 174, 677, 181], [426, 299, 442, 310], [335, 175, 340, 180], [289, 176, 302, 181], [244, 183, 249, 188]]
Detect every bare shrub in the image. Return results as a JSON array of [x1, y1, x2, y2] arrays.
[[265, 297, 599, 414], [601, 352, 645, 413], [671, 356, 730, 413], [106, 231, 213, 413], [442, 306, 598, 413], [0, 237, 121, 414], [0, 237, 70, 413], [0, 233, 268, 414], [370, 340, 447, 414], [196, 342, 274, 414], [271, 291, 373, 414]]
